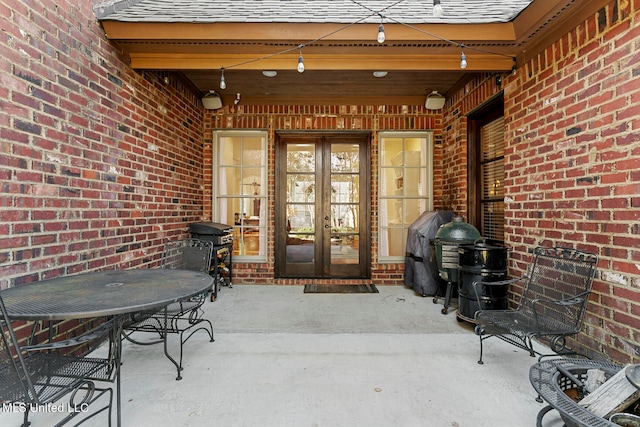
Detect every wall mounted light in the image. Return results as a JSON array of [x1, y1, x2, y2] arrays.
[[202, 90, 222, 109], [425, 91, 446, 110]]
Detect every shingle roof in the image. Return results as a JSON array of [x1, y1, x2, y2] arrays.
[[94, 0, 534, 24]]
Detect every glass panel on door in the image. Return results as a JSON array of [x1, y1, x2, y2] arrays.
[[329, 144, 360, 265], [285, 144, 316, 264]]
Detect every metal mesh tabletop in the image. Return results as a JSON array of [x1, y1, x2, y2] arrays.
[[0, 269, 214, 320], [530, 358, 623, 427]]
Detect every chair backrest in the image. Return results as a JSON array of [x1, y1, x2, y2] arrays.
[[161, 238, 213, 274], [521, 246, 598, 328], [0, 295, 40, 405], [1, 295, 116, 412]]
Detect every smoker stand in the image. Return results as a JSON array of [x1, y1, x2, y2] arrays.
[[211, 243, 232, 301]]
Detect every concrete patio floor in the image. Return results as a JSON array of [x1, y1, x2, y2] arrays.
[[2, 284, 565, 427]]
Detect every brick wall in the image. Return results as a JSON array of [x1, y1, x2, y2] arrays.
[[445, 0, 640, 363], [202, 106, 443, 285], [0, 0, 205, 289]]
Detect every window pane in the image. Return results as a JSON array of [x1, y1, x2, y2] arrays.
[[218, 197, 242, 225], [380, 138, 403, 167], [287, 144, 315, 172], [331, 204, 358, 233], [403, 168, 428, 196], [286, 204, 315, 232], [331, 143, 359, 172], [404, 199, 428, 224], [218, 167, 239, 196], [331, 234, 359, 264], [482, 161, 503, 198], [482, 119, 504, 160], [287, 174, 315, 202], [382, 227, 405, 257], [243, 137, 264, 165], [286, 233, 314, 263], [385, 198, 403, 224], [331, 175, 358, 203], [218, 137, 239, 166], [483, 201, 504, 241], [243, 168, 263, 196]]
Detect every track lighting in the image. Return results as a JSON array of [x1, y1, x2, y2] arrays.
[[459, 47, 467, 69], [219, 67, 226, 90], [377, 15, 385, 44], [297, 45, 305, 73], [433, 0, 443, 18]]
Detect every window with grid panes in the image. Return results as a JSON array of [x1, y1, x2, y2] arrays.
[[213, 131, 267, 261], [480, 117, 504, 241], [378, 132, 433, 262]]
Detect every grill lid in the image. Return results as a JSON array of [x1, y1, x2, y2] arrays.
[[434, 216, 481, 243], [190, 222, 233, 235]]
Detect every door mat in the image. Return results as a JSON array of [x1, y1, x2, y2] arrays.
[[303, 284, 379, 294]]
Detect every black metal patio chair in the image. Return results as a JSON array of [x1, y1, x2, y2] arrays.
[[122, 238, 215, 380], [474, 246, 598, 364], [0, 296, 116, 427]]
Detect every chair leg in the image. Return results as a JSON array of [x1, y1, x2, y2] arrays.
[[163, 333, 183, 381], [175, 319, 215, 380], [22, 408, 31, 427], [475, 325, 485, 365], [526, 336, 536, 358]]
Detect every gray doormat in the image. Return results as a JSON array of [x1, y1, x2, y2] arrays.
[[303, 284, 379, 294]]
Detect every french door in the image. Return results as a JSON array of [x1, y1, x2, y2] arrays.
[[275, 132, 370, 278]]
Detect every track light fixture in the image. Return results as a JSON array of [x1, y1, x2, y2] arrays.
[[297, 45, 305, 73], [219, 67, 226, 90], [377, 14, 386, 44], [433, 0, 443, 18]]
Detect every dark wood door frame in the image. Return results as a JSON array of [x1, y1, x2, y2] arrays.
[[274, 131, 371, 279], [467, 93, 504, 230]]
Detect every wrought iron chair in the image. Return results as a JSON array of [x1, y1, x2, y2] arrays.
[[122, 238, 215, 380], [474, 246, 598, 364], [0, 295, 116, 427]]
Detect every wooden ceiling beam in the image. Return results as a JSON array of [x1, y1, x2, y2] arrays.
[[100, 21, 517, 43], [129, 53, 515, 71]]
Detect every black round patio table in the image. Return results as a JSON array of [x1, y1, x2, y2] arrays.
[[0, 268, 214, 427], [1, 268, 213, 320]]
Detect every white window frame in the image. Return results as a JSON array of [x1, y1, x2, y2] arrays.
[[213, 130, 268, 262], [378, 131, 434, 263]]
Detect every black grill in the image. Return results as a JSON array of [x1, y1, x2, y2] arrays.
[[189, 222, 234, 300], [189, 222, 233, 246]]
